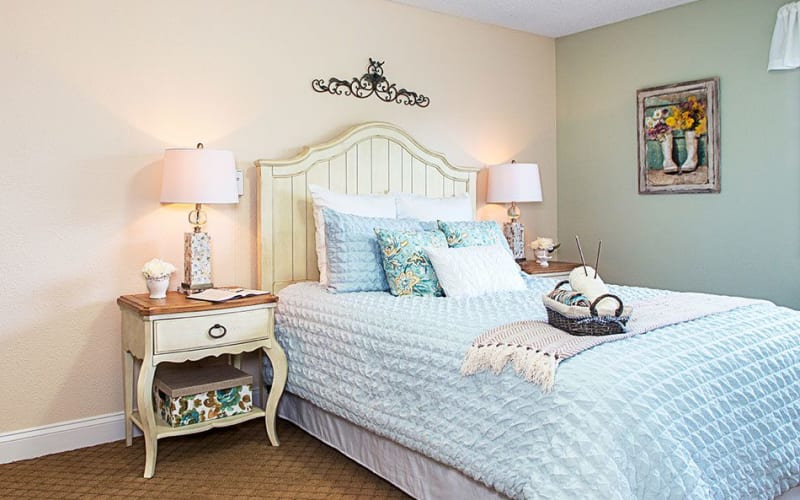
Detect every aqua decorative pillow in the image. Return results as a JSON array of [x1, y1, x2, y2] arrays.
[[323, 208, 422, 293], [437, 220, 510, 251], [374, 229, 447, 297]]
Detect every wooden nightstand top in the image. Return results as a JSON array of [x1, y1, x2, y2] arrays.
[[520, 260, 581, 276], [117, 291, 278, 316]]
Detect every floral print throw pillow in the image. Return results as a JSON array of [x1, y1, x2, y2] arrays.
[[374, 229, 447, 297], [437, 220, 510, 251]]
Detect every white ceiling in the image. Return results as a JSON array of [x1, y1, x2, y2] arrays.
[[389, 0, 699, 38]]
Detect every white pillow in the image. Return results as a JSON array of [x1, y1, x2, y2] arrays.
[[425, 244, 526, 298], [395, 192, 472, 221], [308, 185, 396, 285]]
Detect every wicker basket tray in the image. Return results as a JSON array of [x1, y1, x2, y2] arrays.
[[542, 280, 632, 336]]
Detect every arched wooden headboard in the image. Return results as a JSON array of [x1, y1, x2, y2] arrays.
[[255, 122, 480, 292]]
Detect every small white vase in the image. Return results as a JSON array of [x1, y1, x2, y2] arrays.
[[533, 248, 552, 267], [146, 276, 170, 299], [660, 131, 679, 174], [681, 130, 698, 173]]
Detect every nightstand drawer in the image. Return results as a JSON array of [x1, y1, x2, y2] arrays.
[[153, 308, 272, 354]]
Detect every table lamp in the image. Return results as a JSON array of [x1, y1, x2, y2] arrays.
[[160, 143, 238, 293], [768, 1, 800, 70], [486, 160, 542, 260]]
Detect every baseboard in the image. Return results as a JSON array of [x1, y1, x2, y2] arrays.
[[0, 412, 142, 464], [0, 388, 263, 464]]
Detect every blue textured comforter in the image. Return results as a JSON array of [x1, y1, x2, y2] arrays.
[[271, 277, 800, 499]]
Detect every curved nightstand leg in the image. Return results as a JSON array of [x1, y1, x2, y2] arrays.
[[123, 351, 134, 446], [136, 357, 159, 478], [263, 344, 287, 446]]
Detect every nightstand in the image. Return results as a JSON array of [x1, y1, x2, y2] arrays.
[[117, 291, 285, 478], [520, 260, 581, 278]]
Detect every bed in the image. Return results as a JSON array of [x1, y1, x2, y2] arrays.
[[256, 122, 800, 499]]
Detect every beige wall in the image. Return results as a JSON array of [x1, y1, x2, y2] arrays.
[[0, 0, 556, 432]]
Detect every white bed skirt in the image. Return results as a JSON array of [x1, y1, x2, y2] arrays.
[[278, 392, 506, 500]]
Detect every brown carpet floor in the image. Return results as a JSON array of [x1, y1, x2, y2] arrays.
[[0, 419, 410, 499]]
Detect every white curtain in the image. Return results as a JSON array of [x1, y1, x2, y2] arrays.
[[769, 1, 800, 70]]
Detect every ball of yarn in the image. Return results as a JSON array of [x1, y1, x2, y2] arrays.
[[569, 266, 616, 315]]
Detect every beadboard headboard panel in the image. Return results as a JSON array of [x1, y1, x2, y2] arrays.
[[255, 122, 479, 292]]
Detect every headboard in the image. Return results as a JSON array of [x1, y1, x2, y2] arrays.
[[255, 122, 479, 292]]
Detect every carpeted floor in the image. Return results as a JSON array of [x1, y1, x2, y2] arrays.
[[0, 419, 409, 499]]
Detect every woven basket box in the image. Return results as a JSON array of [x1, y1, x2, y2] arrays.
[[542, 286, 633, 336], [153, 364, 253, 427]]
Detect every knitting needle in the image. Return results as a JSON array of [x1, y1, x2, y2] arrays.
[[594, 240, 602, 279], [575, 235, 588, 276]]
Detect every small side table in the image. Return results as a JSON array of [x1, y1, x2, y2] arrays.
[[117, 291, 285, 478], [520, 260, 581, 278]]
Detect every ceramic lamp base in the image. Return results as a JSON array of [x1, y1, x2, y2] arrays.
[[182, 231, 213, 292], [503, 222, 526, 261]]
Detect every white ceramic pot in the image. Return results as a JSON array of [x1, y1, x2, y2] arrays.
[[146, 276, 170, 299], [533, 248, 551, 267]]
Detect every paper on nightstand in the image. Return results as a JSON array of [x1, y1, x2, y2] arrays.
[[187, 288, 270, 302]]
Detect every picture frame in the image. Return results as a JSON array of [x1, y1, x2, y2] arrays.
[[637, 77, 720, 194]]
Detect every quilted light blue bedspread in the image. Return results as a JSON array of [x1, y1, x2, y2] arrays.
[[271, 278, 800, 499]]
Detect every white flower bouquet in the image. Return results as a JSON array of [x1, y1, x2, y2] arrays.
[[529, 237, 560, 267], [141, 258, 176, 280], [529, 237, 560, 252]]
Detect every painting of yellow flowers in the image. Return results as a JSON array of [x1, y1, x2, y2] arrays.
[[637, 78, 720, 194]]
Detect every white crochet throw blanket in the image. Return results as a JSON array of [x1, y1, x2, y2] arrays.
[[461, 292, 765, 392]]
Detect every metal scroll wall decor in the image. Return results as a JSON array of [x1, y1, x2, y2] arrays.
[[312, 58, 430, 108]]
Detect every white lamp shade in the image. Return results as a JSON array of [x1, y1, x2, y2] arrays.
[[768, 1, 800, 70], [486, 162, 542, 203], [160, 148, 238, 204]]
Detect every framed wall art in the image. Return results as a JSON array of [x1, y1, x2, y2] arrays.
[[637, 77, 720, 194]]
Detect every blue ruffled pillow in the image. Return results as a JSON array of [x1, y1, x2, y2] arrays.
[[374, 229, 448, 297], [437, 220, 510, 251], [323, 208, 422, 293]]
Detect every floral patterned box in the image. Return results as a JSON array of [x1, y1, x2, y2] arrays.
[[153, 363, 253, 427]]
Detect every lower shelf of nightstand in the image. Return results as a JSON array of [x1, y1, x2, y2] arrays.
[[130, 407, 266, 440]]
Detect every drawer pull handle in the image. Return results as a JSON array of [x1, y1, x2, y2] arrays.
[[208, 324, 227, 339]]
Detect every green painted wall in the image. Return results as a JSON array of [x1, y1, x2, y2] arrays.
[[556, 0, 800, 308]]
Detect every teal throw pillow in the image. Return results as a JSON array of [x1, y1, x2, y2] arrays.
[[437, 220, 510, 251], [374, 229, 447, 297]]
